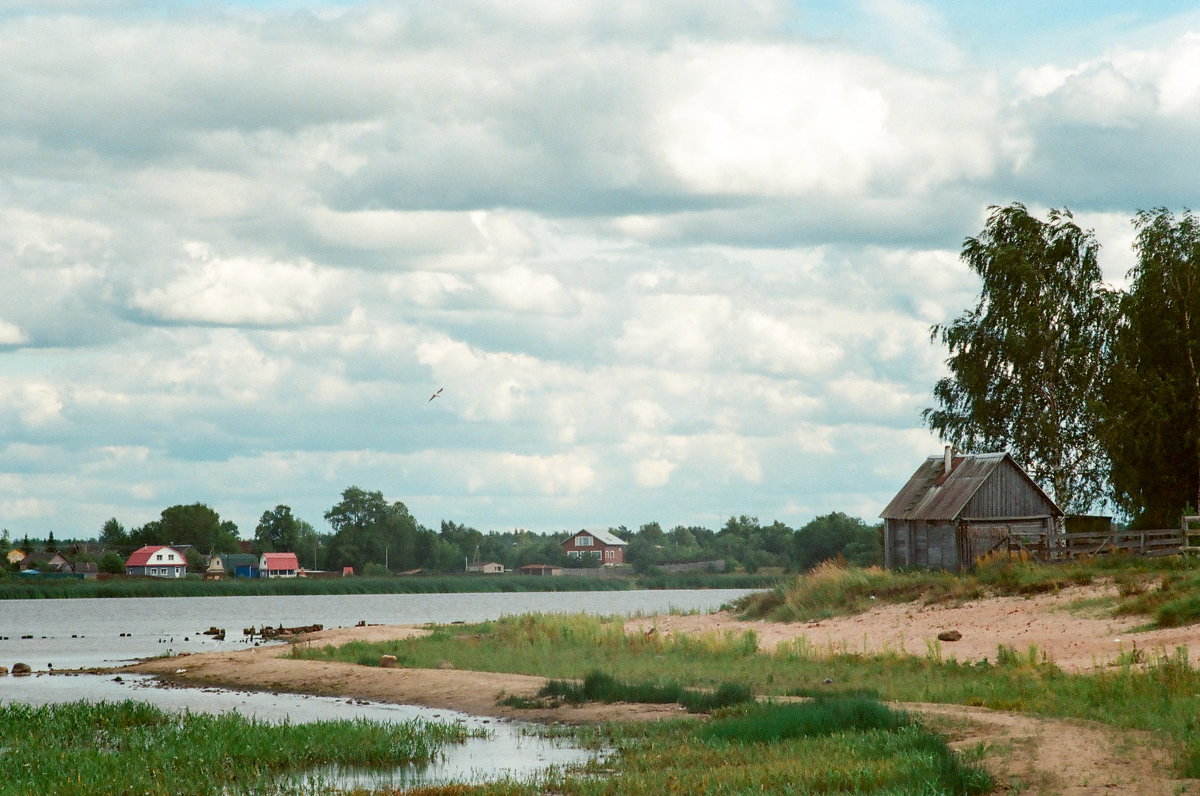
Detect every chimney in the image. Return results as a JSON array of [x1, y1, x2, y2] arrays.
[[944, 445, 954, 475]]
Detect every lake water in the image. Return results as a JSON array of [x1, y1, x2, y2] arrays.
[[0, 589, 754, 789], [0, 588, 753, 670]]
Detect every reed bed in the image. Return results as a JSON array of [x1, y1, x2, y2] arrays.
[[506, 669, 754, 713], [0, 700, 478, 796], [0, 571, 774, 600], [0, 575, 633, 600]]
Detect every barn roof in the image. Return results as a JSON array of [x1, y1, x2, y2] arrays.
[[880, 452, 1061, 521]]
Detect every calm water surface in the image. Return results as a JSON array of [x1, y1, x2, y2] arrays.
[[0, 588, 753, 669]]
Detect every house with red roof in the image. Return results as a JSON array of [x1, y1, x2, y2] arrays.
[[125, 545, 187, 578], [259, 552, 300, 578]]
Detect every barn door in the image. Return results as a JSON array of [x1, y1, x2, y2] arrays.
[[960, 524, 1010, 568]]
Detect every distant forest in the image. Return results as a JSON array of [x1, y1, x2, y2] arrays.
[[2, 486, 881, 576]]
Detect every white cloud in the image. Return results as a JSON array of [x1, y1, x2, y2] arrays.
[[131, 246, 338, 327], [657, 41, 1006, 197], [0, 320, 27, 345], [633, 457, 675, 488], [475, 265, 576, 314]]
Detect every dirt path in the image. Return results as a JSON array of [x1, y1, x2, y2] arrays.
[[913, 702, 1192, 795], [120, 588, 1200, 794]]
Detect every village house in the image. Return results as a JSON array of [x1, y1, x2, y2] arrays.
[[880, 447, 1063, 571], [561, 529, 627, 565], [20, 551, 72, 574], [125, 545, 187, 578], [203, 554, 226, 580], [259, 552, 300, 578]]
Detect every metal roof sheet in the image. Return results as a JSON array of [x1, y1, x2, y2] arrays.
[[261, 552, 300, 569], [881, 452, 1025, 521], [573, 529, 628, 546]]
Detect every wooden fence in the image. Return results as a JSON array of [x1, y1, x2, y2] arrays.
[[971, 525, 1187, 563]]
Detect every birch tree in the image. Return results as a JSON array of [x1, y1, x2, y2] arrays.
[[1103, 208, 1200, 526], [924, 203, 1116, 514]]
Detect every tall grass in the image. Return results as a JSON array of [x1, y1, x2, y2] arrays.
[[0, 700, 478, 796], [0, 570, 772, 600], [518, 669, 754, 713]]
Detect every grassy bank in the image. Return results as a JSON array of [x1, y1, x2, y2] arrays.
[[294, 611, 1200, 776], [738, 555, 1200, 627], [0, 571, 776, 600], [0, 700, 477, 796], [466, 699, 990, 795]]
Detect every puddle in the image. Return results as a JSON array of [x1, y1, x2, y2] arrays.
[[1, 672, 600, 788]]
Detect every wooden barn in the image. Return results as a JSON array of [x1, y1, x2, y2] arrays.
[[880, 448, 1063, 571]]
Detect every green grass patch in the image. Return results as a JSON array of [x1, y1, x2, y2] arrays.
[[509, 669, 754, 713], [443, 699, 991, 795], [0, 699, 478, 796]]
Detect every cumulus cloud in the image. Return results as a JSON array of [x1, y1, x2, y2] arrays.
[[1, 2, 1199, 536], [130, 245, 339, 327]]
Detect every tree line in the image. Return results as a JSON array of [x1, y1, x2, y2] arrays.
[[926, 203, 1200, 527], [5, 490, 883, 576]]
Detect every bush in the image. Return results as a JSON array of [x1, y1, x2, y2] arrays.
[[99, 551, 125, 575]]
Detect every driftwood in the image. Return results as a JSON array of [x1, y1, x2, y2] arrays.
[[246, 623, 324, 639]]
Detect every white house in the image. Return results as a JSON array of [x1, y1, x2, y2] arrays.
[[125, 545, 187, 578], [259, 552, 300, 578]]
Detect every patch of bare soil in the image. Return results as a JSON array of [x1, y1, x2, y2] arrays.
[[627, 584, 1200, 672], [120, 588, 1200, 794], [915, 702, 1194, 795], [122, 626, 684, 725]]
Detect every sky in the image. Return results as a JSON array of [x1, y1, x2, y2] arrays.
[[2, 0, 1199, 540]]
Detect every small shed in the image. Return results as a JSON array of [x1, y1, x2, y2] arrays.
[[518, 564, 562, 576], [880, 448, 1063, 571], [466, 561, 505, 574]]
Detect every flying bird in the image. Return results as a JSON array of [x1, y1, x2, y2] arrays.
[[428, 387, 443, 402]]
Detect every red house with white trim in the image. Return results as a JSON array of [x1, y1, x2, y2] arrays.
[[125, 545, 187, 578], [259, 552, 300, 578], [561, 529, 627, 565]]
